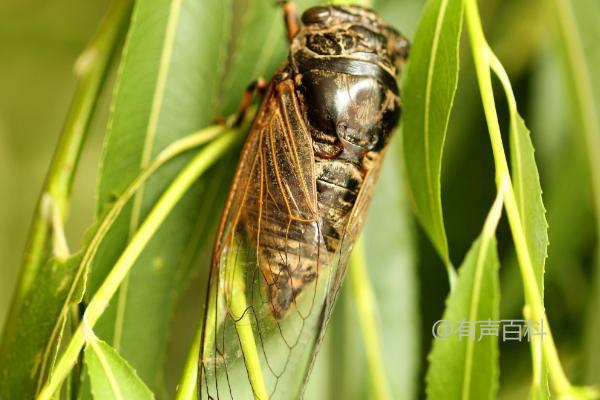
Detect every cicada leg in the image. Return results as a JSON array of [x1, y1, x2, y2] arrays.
[[279, 1, 300, 43], [233, 78, 268, 127], [212, 78, 268, 127]]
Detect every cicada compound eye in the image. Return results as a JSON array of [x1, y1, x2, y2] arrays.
[[301, 6, 331, 25]]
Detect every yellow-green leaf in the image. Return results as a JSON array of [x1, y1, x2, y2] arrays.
[[85, 337, 154, 400], [509, 113, 549, 400]]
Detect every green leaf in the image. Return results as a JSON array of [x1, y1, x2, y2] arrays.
[[361, 145, 420, 399], [426, 190, 502, 400], [489, 54, 550, 398], [402, 0, 463, 272], [509, 114, 548, 298], [89, 0, 236, 394], [527, 50, 590, 319], [89, 0, 321, 394], [509, 113, 549, 400], [84, 337, 154, 400], [0, 254, 82, 399]]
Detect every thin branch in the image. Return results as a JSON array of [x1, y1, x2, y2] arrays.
[[36, 128, 243, 400], [350, 237, 393, 400]]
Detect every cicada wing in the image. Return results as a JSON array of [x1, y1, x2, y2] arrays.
[[297, 149, 386, 395], [200, 80, 336, 400]]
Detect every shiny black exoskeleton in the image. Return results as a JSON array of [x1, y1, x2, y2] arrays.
[[290, 5, 408, 252]]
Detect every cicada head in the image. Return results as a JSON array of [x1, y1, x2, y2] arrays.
[[297, 5, 409, 76]]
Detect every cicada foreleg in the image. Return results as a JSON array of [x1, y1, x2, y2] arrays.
[[211, 78, 268, 127], [278, 1, 300, 43], [233, 78, 269, 127]]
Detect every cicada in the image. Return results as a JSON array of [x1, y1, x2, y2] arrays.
[[199, 4, 408, 399]]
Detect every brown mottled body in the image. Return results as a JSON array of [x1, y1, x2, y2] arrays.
[[244, 6, 409, 318], [200, 5, 408, 398]]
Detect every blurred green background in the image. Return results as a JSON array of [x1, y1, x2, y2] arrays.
[[0, 0, 599, 398]]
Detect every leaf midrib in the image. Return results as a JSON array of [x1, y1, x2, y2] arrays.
[[89, 340, 125, 400], [423, 0, 450, 256], [461, 237, 490, 400]]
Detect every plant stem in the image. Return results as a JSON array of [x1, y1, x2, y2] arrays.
[[34, 125, 227, 396], [550, 0, 600, 237], [36, 129, 243, 400], [0, 0, 133, 360], [228, 248, 269, 400], [463, 0, 573, 394], [175, 321, 203, 400], [196, 273, 225, 398], [350, 237, 393, 400], [78, 125, 225, 295]]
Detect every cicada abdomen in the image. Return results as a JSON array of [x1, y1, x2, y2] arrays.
[[200, 5, 408, 399]]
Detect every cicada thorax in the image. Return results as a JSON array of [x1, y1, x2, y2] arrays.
[[239, 6, 408, 320]]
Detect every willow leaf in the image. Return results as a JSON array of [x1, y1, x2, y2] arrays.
[[490, 52, 550, 398], [508, 112, 547, 294], [0, 254, 82, 399], [85, 337, 154, 400], [510, 113, 549, 399], [426, 189, 502, 400], [89, 0, 236, 394], [402, 0, 463, 272]]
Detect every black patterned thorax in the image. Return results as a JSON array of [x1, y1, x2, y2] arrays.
[[287, 6, 407, 238], [289, 5, 408, 160]]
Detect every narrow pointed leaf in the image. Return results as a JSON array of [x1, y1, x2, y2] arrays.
[[509, 114, 548, 295], [509, 113, 549, 399], [402, 0, 463, 267], [84, 338, 154, 400], [426, 193, 502, 400], [89, 1, 236, 393], [491, 57, 550, 396]]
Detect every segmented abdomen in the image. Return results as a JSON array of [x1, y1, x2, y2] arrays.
[[247, 154, 363, 319]]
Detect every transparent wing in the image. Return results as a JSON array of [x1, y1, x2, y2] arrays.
[[297, 150, 385, 394], [199, 77, 385, 399]]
